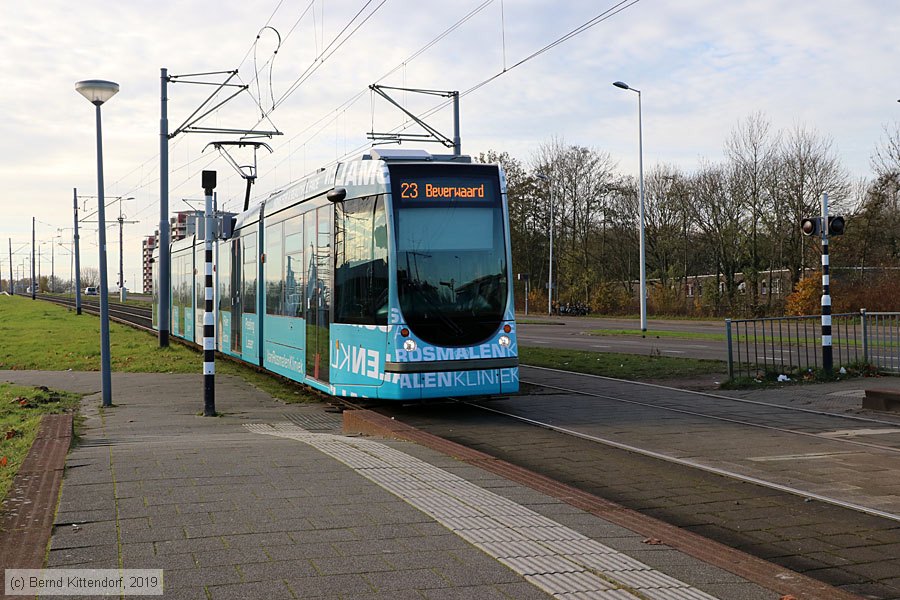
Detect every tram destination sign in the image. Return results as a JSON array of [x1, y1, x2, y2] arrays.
[[396, 175, 496, 203]]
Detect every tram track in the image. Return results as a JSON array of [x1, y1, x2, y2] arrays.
[[499, 366, 900, 521], [35, 294, 154, 331], [518, 369, 900, 456], [469, 396, 900, 525]]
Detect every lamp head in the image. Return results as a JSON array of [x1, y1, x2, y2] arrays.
[[613, 81, 630, 90], [75, 80, 119, 106]]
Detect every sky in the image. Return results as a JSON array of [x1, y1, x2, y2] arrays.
[[1, 0, 897, 291]]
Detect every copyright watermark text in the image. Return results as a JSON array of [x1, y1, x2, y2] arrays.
[[5, 569, 163, 595]]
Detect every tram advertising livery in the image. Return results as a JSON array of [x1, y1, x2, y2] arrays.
[[152, 149, 518, 400]]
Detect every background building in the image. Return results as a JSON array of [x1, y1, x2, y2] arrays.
[[141, 211, 198, 294]]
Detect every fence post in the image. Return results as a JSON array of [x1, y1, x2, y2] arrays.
[[726, 318, 734, 380], [860, 308, 868, 366]]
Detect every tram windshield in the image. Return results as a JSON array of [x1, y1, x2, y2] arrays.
[[391, 163, 508, 347]]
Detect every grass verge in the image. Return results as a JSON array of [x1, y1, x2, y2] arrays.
[[519, 346, 726, 381], [45, 292, 152, 309], [0, 383, 81, 503], [0, 295, 319, 404], [720, 361, 876, 389], [586, 329, 725, 341]]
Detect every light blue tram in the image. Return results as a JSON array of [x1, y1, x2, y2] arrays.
[[153, 149, 518, 400]]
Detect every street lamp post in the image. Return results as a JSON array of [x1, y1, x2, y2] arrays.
[[613, 81, 647, 332], [76, 79, 119, 408], [535, 172, 554, 315]]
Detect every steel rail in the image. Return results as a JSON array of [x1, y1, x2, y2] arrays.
[[521, 363, 900, 427]]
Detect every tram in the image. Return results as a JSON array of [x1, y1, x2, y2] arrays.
[[152, 149, 518, 400]]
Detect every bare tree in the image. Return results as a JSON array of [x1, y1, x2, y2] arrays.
[[724, 112, 779, 313], [643, 164, 688, 287], [772, 124, 850, 286], [531, 139, 619, 305], [872, 123, 900, 179], [80, 267, 100, 288], [685, 162, 747, 314], [843, 174, 900, 275], [602, 175, 640, 297]]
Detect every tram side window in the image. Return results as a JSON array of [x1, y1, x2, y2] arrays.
[[178, 256, 188, 315], [242, 229, 257, 314], [265, 222, 284, 315], [195, 246, 203, 310], [334, 195, 388, 325], [317, 206, 332, 325], [283, 215, 304, 318], [304, 212, 316, 316], [175, 255, 184, 313], [184, 254, 191, 310], [219, 247, 231, 311]]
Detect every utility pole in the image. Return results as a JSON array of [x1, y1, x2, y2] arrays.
[[31, 217, 35, 300], [73, 188, 82, 314], [116, 198, 138, 300], [159, 66, 280, 347], [51, 241, 54, 293], [7, 238, 12, 295], [159, 67, 171, 347]]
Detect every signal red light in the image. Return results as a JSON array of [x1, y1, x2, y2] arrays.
[[800, 217, 819, 236]]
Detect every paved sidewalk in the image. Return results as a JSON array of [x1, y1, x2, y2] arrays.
[[720, 372, 900, 418], [1, 371, 815, 599]]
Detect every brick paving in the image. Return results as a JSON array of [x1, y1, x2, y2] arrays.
[[0, 414, 73, 573]]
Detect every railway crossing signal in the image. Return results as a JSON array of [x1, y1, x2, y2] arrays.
[[802, 196, 845, 373], [800, 215, 845, 236]]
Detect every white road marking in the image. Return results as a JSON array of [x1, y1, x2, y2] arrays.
[[820, 428, 900, 438], [748, 451, 860, 462]]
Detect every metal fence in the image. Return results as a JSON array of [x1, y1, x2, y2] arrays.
[[726, 310, 900, 379]]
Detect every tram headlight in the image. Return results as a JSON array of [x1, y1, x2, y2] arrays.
[[403, 339, 417, 352], [498, 335, 511, 348]]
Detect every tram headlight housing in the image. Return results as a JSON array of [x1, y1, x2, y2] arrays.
[[498, 335, 511, 348], [403, 339, 417, 352]]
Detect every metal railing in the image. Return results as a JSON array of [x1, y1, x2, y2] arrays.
[[863, 312, 900, 374], [725, 309, 900, 379]]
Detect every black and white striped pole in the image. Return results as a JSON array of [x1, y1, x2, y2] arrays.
[[820, 192, 832, 374], [201, 170, 217, 416]]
